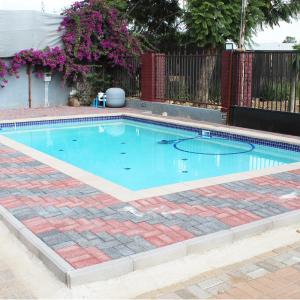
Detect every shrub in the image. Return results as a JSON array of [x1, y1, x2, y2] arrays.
[[259, 83, 291, 101]]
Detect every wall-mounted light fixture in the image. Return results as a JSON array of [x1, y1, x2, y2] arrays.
[[225, 42, 234, 51]]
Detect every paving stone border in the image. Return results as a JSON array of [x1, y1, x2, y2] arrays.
[[1, 204, 300, 286], [146, 242, 300, 299]]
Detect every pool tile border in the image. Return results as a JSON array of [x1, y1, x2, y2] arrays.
[[123, 115, 300, 152], [1, 113, 300, 152]]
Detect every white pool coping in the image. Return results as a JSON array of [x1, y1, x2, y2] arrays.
[[0, 112, 300, 202]]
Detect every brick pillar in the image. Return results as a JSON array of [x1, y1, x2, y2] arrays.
[[221, 50, 233, 112], [155, 53, 166, 100], [141, 52, 166, 101], [232, 51, 253, 107], [141, 53, 155, 101], [241, 52, 253, 107]]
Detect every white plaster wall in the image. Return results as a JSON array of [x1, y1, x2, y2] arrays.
[[0, 59, 70, 109]]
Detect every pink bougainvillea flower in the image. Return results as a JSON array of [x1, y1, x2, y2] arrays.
[[1, 0, 142, 87]]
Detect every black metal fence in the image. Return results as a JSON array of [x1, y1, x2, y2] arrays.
[[155, 51, 222, 108], [109, 50, 300, 115], [111, 57, 141, 98], [233, 51, 300, 113]]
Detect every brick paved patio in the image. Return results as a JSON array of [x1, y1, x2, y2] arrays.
[[142, 241, 300, 299], [0, 139, 299, 270], [0, 106, 130, 120]]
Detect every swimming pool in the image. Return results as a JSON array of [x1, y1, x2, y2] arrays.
[[1, 116, 300, 191]]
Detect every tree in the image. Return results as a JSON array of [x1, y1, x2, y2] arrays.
[[106, 0, 127, 11], [283, 36, 297, 43], [120, 0, 183, 52], [294, 44, 300, 51], [105, 0, 185, 51], [185, 0, 300, 48]]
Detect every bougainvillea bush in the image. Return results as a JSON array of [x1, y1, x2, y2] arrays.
[[9, 47, 66, 78], [0, 0, 141, 89], [60, 0, 141, 83]]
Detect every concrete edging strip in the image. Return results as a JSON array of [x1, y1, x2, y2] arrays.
[[66, 209, 300, 286], [0, 206, 74, 284]]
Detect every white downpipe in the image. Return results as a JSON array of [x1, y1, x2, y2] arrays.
[[43, 73, 52, 107], [44, 81, 50, 107]]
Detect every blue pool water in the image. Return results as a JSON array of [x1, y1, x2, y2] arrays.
[[2, 119, 300, 190]]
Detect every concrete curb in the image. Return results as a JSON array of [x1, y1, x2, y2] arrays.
[[125, 99, 225, 124], [67, 209, 300, 286], [0, 206, 74, 284], [1, 204, 300, 287]]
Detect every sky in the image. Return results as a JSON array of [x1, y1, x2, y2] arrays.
[[0, 0, 299, 44]]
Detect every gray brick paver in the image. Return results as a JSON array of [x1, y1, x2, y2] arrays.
[[96, 232, 115, 242], [256, 260, 280, 272], [197, 277, 225, 290], [102, 247, 123, 259], [186, 285, 212, 299], [157, 292, 181, 299], [205, 282, 230, 296], [41, 233, 72, 246], [81, 231, 98, 241], [117, 245, 135, 256], [175, 289, 197, 299]]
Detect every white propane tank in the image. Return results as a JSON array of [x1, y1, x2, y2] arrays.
[[106, 88, 125, 108]]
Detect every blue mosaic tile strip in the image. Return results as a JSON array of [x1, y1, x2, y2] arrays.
[[0, 114, 300, 153], [0, 116, 122, 130], [123, 116, 300, 152]]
